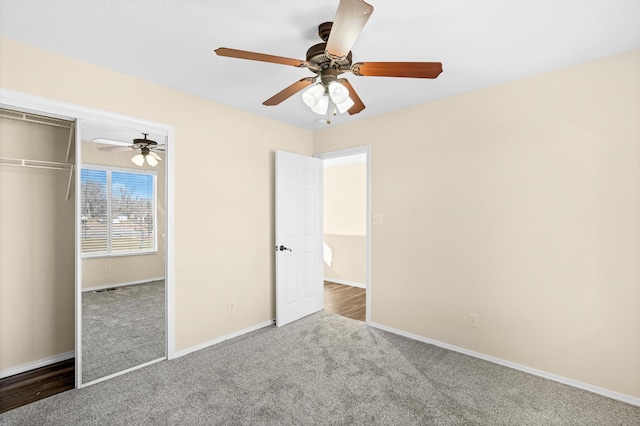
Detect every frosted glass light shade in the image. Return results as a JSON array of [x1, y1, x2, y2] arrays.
[[302, 84, 325, 108], [328, 81, 349, 104], [336, 97, 354, 114], [145, 154, 158, 167], [310, 95, 329, 115], [131, 153, 145, 166]]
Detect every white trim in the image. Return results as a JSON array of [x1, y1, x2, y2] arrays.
[[0, 88, 176, 388], [315, 146, 372, 324], [323, 153, 366, 168], [81, 357, 164, 388], [0, 89, 169, 133], [165, 125, 176, 360], [369, 322, 640, 408], [82, 277, 165, 292], [324, 278, 366, 289], [174, 320, 275, 358], [75, 121, 83, 388], [0, 351, 74, 379]]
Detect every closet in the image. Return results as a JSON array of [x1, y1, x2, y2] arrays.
[[0, 108, 76, 411]]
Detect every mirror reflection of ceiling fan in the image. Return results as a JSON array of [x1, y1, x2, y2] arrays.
[[95, 133, 165, 167], [215, 0, 442, 122]]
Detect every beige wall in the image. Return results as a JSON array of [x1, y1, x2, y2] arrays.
[[0, 117, 75, 370], [81, 141, 166, 289], [0, 37, 313, 355], [324, 162, 366, 235], [324, 162, 366, 284], [323, 234, 366, 285], [314, 49, 640, 399]]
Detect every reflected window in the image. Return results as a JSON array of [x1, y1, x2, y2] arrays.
[[81, 167, 157, 256]]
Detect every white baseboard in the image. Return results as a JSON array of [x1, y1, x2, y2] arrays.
[[369, 322, 640, 408], [0, 351, 74, 379], [174, 319, 275, 358], [324, 278, 366, 289], [82, 277, 165, 292]]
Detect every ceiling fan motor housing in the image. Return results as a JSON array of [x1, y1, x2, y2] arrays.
[[133, 134, 158, 148], [306, 42, 352, 74]]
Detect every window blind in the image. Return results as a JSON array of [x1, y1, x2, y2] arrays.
[[81, 167, 156, 256]]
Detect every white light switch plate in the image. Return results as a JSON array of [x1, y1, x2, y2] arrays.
[[372, 213, 383, 225]]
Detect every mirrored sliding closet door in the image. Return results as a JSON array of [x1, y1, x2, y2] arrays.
[[79, 121, 167, 385]]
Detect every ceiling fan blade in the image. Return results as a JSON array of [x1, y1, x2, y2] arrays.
[[149, 151, 162, 161], [215, 48, 305, 67], [351, 62, 443, 79], [92, 137, 131, 146], [263, 77, 316, 106], [97, 145, 134, 152], [339, 79, 365, 115], [325, 0, 374, 60]]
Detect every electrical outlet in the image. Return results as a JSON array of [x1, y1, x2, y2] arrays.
[[468, 313, 478, 328], [372, 213, 384, 225], [229, 303, 235, 313], [104, 265, 111, 273]]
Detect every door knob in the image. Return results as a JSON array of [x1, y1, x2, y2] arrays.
[[277, 245, 292, 252]]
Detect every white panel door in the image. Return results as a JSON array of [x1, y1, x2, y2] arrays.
[[275, 151, 323, 327]]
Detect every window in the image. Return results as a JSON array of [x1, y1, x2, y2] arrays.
[[81, 167, 156, 256]]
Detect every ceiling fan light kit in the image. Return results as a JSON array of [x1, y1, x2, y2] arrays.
[[302, 78, 354, 116], [301, 84, 325, 109], [214, 0, 442, 122], [96, 133, 164, 167], [328, 81, 349, 104], [132, 147, 159, 167], [311, 94, 330, 115], [131, 153, 146, 167], [145, 155, 158, 167], [336, 96, 354, 114]]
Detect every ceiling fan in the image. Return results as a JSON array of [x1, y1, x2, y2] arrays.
[[95, 133, 164, 167], [215, 0, 442, 120]]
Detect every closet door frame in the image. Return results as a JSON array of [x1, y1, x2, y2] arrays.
[[0, 88, 176, 389]]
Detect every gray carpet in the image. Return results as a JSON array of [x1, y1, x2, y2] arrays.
[[82, 280, 165, 383], [2, 312, 639, 425]]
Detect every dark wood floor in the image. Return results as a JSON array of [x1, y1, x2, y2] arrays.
[[0, 358, 75, 413], [324, 281, 366, 322]]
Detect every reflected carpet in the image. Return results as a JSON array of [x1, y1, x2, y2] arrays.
[[82, 280, 165, 383]]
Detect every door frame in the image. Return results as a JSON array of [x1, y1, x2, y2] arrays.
[[315, 145, 371, 324], [0, 88, 176, 388]]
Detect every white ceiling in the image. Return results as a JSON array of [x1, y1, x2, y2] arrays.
[[1, 0, 639, 131]]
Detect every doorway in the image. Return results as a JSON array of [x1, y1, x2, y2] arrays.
[[316, 146, 371, 324]]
